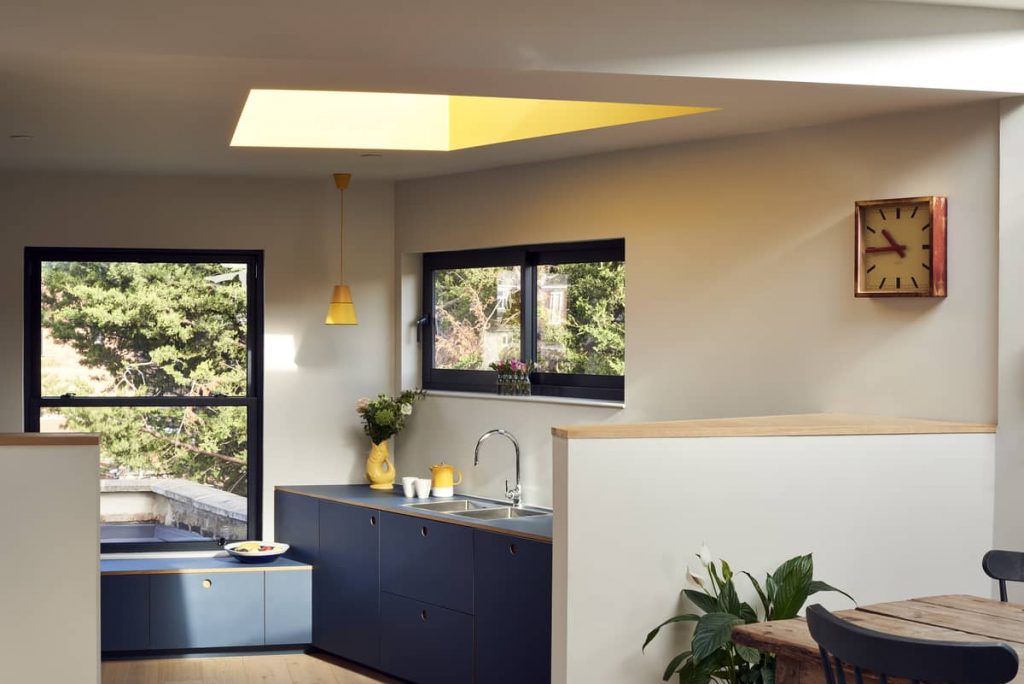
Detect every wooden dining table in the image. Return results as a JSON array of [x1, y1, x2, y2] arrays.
[[733, 595, 1024, 684]]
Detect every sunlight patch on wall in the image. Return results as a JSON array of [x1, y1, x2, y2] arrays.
[[230, 90, 718, 151]]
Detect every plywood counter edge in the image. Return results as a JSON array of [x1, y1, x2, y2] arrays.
[[551, 413, 996, 440], [0, 433, 100, 446], [101, 565, 311, 576]]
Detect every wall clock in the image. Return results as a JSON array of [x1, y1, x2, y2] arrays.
[[855, 196, 947, 298]]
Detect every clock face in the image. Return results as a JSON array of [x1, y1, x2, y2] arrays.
[[855, 196, 946, 298]]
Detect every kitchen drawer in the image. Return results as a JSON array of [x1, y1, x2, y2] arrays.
[[101, 575, 150, 652], [150, 571, 264, 649], [380, 592, 473, 684], [380, 512, 474, 614], [474, 531, 552, 684], [265, 570, 312, 645]]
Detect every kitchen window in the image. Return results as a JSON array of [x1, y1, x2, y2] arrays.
[[421, 239, 624, 402], [24, 247, 264, 553]]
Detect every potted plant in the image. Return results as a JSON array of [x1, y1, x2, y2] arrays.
[[644, 546, 853, 684], [356, 389, 425, 489]]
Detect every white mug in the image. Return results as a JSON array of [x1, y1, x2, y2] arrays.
[[414, 478, 432, 499], [401, 476, 418, 498]]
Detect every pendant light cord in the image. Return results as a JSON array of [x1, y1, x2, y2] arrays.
[[334, 173, 351, 282]]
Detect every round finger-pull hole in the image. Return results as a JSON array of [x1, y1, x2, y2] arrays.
[[508, 543, 518, 556], [202, 579, 213, 589], [420, 526, 428, 537], [370, 515, 377, 526], [420, 610, 428, 622]]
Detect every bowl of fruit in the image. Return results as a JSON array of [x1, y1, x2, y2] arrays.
[[224, 541, 289, 564]]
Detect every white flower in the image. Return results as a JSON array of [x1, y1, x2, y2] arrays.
[[696, 544, 714, 568], [686, 566, 707, 589], [356, 398, 370, 411], [401, 403, 413, 416]]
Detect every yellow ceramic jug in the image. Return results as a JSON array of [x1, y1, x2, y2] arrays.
[[430, 463, 463, 491]]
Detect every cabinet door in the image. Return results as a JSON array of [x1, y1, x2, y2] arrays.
[[150, 571, 264, 649], [275, 490, 319, 564], [474, 531, 553, 684], [265, 570, 312, 645], [380, 592, 473, 684], [316, 500, 381, 668], [380, 513, 474, 614], [101, 575, 150, 652]]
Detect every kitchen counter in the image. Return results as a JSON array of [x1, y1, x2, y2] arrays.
[[101, 555, 311, 575], [275, 484, 552, 543]]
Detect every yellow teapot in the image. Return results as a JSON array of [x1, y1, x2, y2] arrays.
[[430, 463, 463, 496]]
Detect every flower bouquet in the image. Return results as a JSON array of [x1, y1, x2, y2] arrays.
[[489, 359, 533, 396], [356, 389, 425, 489]]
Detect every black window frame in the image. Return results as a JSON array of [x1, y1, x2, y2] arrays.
[[24, 247, 264, 553], [421, 239, 624, 402]]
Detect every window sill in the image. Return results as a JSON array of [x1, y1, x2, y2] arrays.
[[424, 389, 625, 409]]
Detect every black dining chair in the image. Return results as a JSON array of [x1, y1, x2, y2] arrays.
[[806, 604, 1019, 684], [983, 550, 1024, 602]]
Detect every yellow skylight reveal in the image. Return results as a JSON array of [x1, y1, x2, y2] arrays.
[[231, 90, 717, 152]]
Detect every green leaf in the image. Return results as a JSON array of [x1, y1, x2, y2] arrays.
[[691, 612, 744, 662], [644, 614, 701, 652], [717, 578, 743, 616], [662, 651, 693, 681], [736, 644, 762, 665], [769, 554, 813, 620], [763, 664, 776, 684], [721, 558, 734, 582], [809, 580, 856, 605], [676, 661, 711, 684], [738, 602, 758, 624], [741, 571, 771, 616], [708, 562, 724, 595], [684, 589, 720, 615]]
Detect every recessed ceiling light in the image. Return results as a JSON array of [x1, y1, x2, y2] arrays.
[[230, 90, 718, 152], [9, 134, 34, 141]]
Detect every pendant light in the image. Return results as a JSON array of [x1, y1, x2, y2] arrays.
[[325, 173, 358, 325]]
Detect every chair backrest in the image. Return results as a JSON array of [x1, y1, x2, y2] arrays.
[[806, 604, 1019, 684], [983, 550, 1024, 602]]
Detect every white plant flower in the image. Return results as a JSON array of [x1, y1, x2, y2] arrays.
[[356, 398, 370, 411], [686, 566, 707, 590], [696, 544, 714, 568], [401, 403, 413, 416]]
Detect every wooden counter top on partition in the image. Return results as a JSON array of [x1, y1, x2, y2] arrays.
[[551, 412, 995, 440], [0, 433, 99, 446]]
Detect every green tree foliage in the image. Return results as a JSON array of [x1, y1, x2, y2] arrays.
[[433, 267, 521, 369], [42, 262, 249, 495]]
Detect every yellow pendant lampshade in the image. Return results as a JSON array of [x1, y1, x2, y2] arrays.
[[325, 285, 358, 325], [326, 173, 358, 325]]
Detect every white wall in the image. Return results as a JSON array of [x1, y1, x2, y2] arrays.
[[1, 441, 100, 684], [996, 96, 1024, 597], [0, 172, 396, 538], [395, 103, 1000, 506], [554, 432, 996, 683]]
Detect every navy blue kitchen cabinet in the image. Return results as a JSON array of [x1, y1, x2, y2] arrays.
[[316, 500, 382, 667], [275, 490, 319, 564], [149, 571, 265, 649], [474, 530, 553, 684], [380, 512, 474, 614], [101, 575, 149, 652], [380, 592, 474, 684]]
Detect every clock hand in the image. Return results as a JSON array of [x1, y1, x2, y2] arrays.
[[880, 229, 907, 258]]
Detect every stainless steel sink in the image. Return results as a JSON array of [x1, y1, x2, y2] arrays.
[[403, 500, 498, 513], [452, 507, 551, 520]]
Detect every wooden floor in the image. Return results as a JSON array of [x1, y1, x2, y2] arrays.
[[102, 652, 401, 684]]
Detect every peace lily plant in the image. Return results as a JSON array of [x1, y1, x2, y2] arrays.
[[644, 546, 854, 684]]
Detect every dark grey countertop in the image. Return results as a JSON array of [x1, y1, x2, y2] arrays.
[[275, 484, 553, 543]]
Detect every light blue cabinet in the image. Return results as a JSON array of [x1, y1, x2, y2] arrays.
[[266, 570, 313, 645], [150, 571, 265, 649]]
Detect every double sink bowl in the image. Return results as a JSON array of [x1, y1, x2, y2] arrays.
[[403, 499, 551, 521]]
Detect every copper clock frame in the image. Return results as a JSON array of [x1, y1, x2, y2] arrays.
[[854, 195, 947, 298]]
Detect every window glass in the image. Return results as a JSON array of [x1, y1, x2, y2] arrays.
[[41, 261, 248, 397], [537, 262, 625, 376], [42, 405, 248, 545], [432, 266, 521, 370]]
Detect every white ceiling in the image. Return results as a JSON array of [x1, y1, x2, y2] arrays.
[[0, 0, 1019, 180]]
